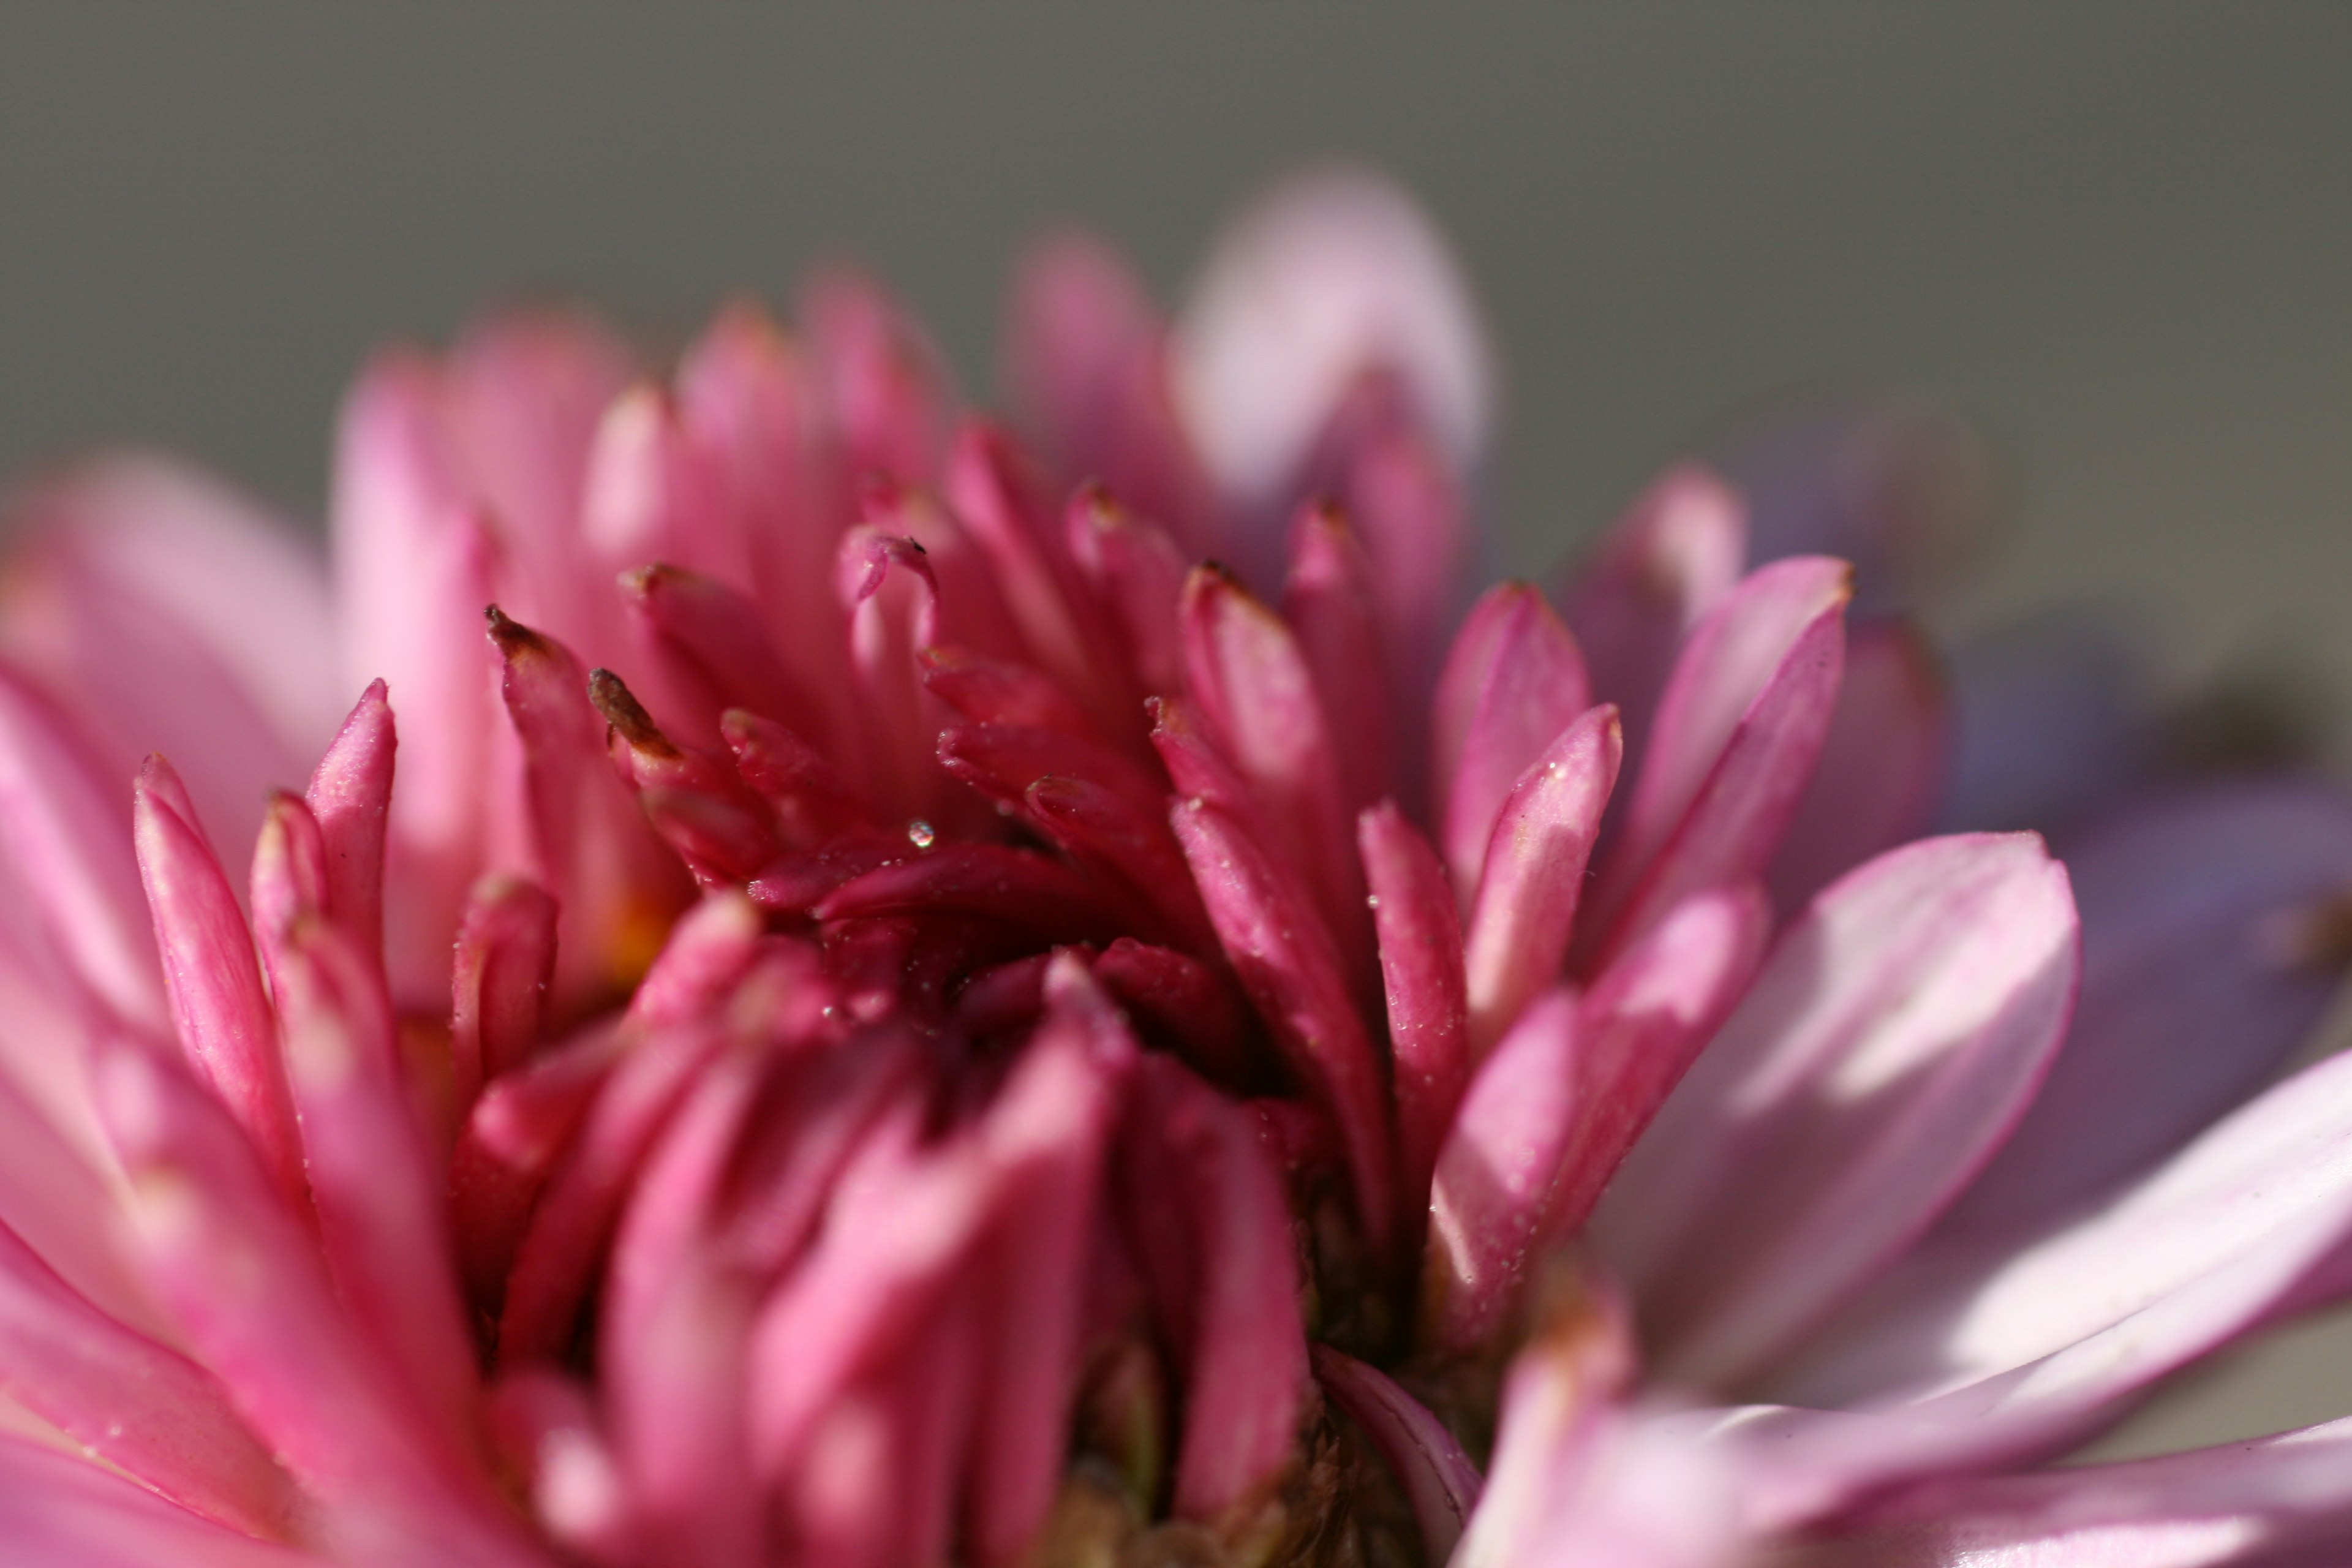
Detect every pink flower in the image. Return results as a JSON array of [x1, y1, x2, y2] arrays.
[[2, 167, 2350, 1568]]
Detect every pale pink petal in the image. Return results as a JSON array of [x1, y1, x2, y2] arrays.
[[919, 646, 1092, 736], [1171, 797, 1396, 1259], [303, 680, 395, 970], [1423, 989, 1581, 1352], [1432, 582, 1593, 903], [580, 383, 731, 585], [0, 1067, 157, 1336], [1283, 503, 1395, 812], [1462, 704, 1623, 1054], [0, 665, 165, 1030], [799, 266, 954, 487], [0, 1435, 315, 1567], [486, 1369, 635, 1566], [450, 874, 559, 1112], [1360, 800, 1471, 1231], [1766, 618, 1948, 914], [1583, 556, 1850, 969], [1950, 782, 2352, 1229], [1594, 834, 2078, 1392], [1559, 464, 1747, 766], [1312, 1346, 1481, 1562], [134, 755, 305, 1207], [1174, 167, 1493, 506]]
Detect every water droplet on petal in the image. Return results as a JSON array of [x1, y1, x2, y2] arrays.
[[906, 819, 937, 849], [1365, 894, 1382, 910]]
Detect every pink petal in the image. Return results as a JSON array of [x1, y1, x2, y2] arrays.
[[303, 680, 395, 970], [1548, 885, 1771, 1237], [589, 671, 781, 888], [1359, 800, 1471, 1228], [1091, 938, 1260, 1090], [721, 709, 869, 849], [1593, 834, 2079, 1393], [1283, 503, 1393, 812], [622, 889, 766, 1028], [834, 524, 947, 820], [1174, 167, 1492, 506], [1063, 485, 1189, 699], [0, 1436, 315, 1568], [1433, 582, 1593, 903], [488, 608, 691, 1005], [450, 874, 559, 1112], [1179, 564, 1371, 979], [486, 1369, 635, 1566], [1312, 1345, 1482, 1563], [580, 383, 729, 584], [0, 1221, 296, 1539], [1423, 989, 1583, 1352], [1023, 774, 1218, 956], [799, 266, 952, 487], [618, 564, 822, 750], [0, 665, 165, 1030], [1766, 618, 1948, 914], [815, 842, 1117, 944], [1558, 465, 1747, 764], [938, 720, 1170, 826], [918, 645, 1091, 736], [134, 755, 304, 1208], [1582, 555, 1852, 970], [1171, 797, 1396, 1259], [0, 1066, 157, 1336], [1462, 704, 1623, 1055], [1950, 782, 2352, 1229]]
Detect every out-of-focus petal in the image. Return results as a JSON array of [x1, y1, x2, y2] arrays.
[[1432, 582, 1593, 903], [1595, 834, 2078, 1392], [1559, 465, 1747, 766], [0, 1435, 315, 1567], [1934, 606, 2157, 834], [1311, 1346, 1481, 1564], [1766, 619, 1948, 915], [1283, 504, 1393, 813], [1582, 556, 1851, 970], [1174, 168, 1493, 507], [580, 384, 730, 588], [1950, 782, 2352, 1231], [799, 267, 954, 488]]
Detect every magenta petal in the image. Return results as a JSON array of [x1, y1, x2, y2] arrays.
[[1180, 565, 1371, 973], [938, 721, 1170, 826], [1172, 797, 1396, 1259], [0, 1436, 314, 1568], [918, 645, 1093, 736], [1359, 801, 1471, 1229], [1594, 833, 2079, 1392], [302, 680, 395, 969], [1091, 938, 1259, 1090], [833, 523, 947, 819], [1558, 465, 1747, 765], [1950, 781, 2352, 1230], [1283, 504, 1395, 813], [1023, 775, 1218, 956], [450, 873, 559, 1110], [721, 709, 868, 848], [0, 667, 166, 1030], [1766, 619, 1948, 915], [1065, 486, 1190, 699], [1433, 582, 1593, 903], [1584, 554, 1850, 968], [134, 755, 305, 1208], [816, 842, 1117, 944], [0, 1221, 297, 1539], [1462, 704, 1623, 1054], [1423, 989, 1581, 1353], [619, 563, 822, 749], [1548, 885, 1770, 1237], [1312, 1346, 1482, 1563]]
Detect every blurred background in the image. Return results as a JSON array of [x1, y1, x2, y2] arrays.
[[3, 4, 2348, 1455]]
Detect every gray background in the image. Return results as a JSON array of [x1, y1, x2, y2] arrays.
[[3, 4, 2349, 1454]]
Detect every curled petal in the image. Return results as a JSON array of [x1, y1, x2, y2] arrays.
[[1595, 834, 2079, 1392], [1311, 1346, 1481, 1565], [590, 669, 781, 887], [834, 524, 946, 818], [721, 709, 867, 848]]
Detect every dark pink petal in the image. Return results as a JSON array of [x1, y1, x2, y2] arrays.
[[799, 266, 952, 486], [747, 842, 902, 919], [816, 842, 1117, 944], [834, 524, 947, 820], [1171, 799, 1395, 1259], [488, 608, 692, 1005], [618, 563, 821, 749], [1582, 556, 1851, 970], [1767, 619, 1948, 914], [1558, 465, 1746, 764], [1950, 782, 2352, 1229], [1283, 503, 1393, 812], [1093, 937, 1260, 1091], [331, 356, 505, 1012], [1548, 885, 1771, 1237], [1024, 775, 1216, 956], [1359, 801, 1471, 1233], [1423, 989, 1581, 1353], [1462, 705, 1623, 1054], [1065, 485, 1190, 699], [302, 680, 395, 968], [0, 1220, 297, 1539], [1180, 564, 1371, 978], [1128, 1055, 1310, 1528], [580, 384, 729, 584], [273, 921, 480, 1450], [1593, 834, 2078, 1392], [450, 873, 559, 1110], [1174, 168, 1492, 508], [940, 720, 1170, 825], [1311, 1346, 1482, 1564], [0, 1436, 314, 1568], [589, 670, 782, 888], [486, 1368, 635, 1565], [134, 755, 304, 1208], [720, 709, 868, 848], [0, 666, 167, 1030], [918, 644, 1092, 735], [96, 1047, 523, 1558], [1432, 582, 1593, 903]]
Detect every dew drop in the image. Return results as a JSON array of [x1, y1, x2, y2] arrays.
[[906, 819, 937, 850], [1365, 894, 1382, 910]]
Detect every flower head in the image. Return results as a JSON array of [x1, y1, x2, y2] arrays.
[[3, 168, 2352, 1568]]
